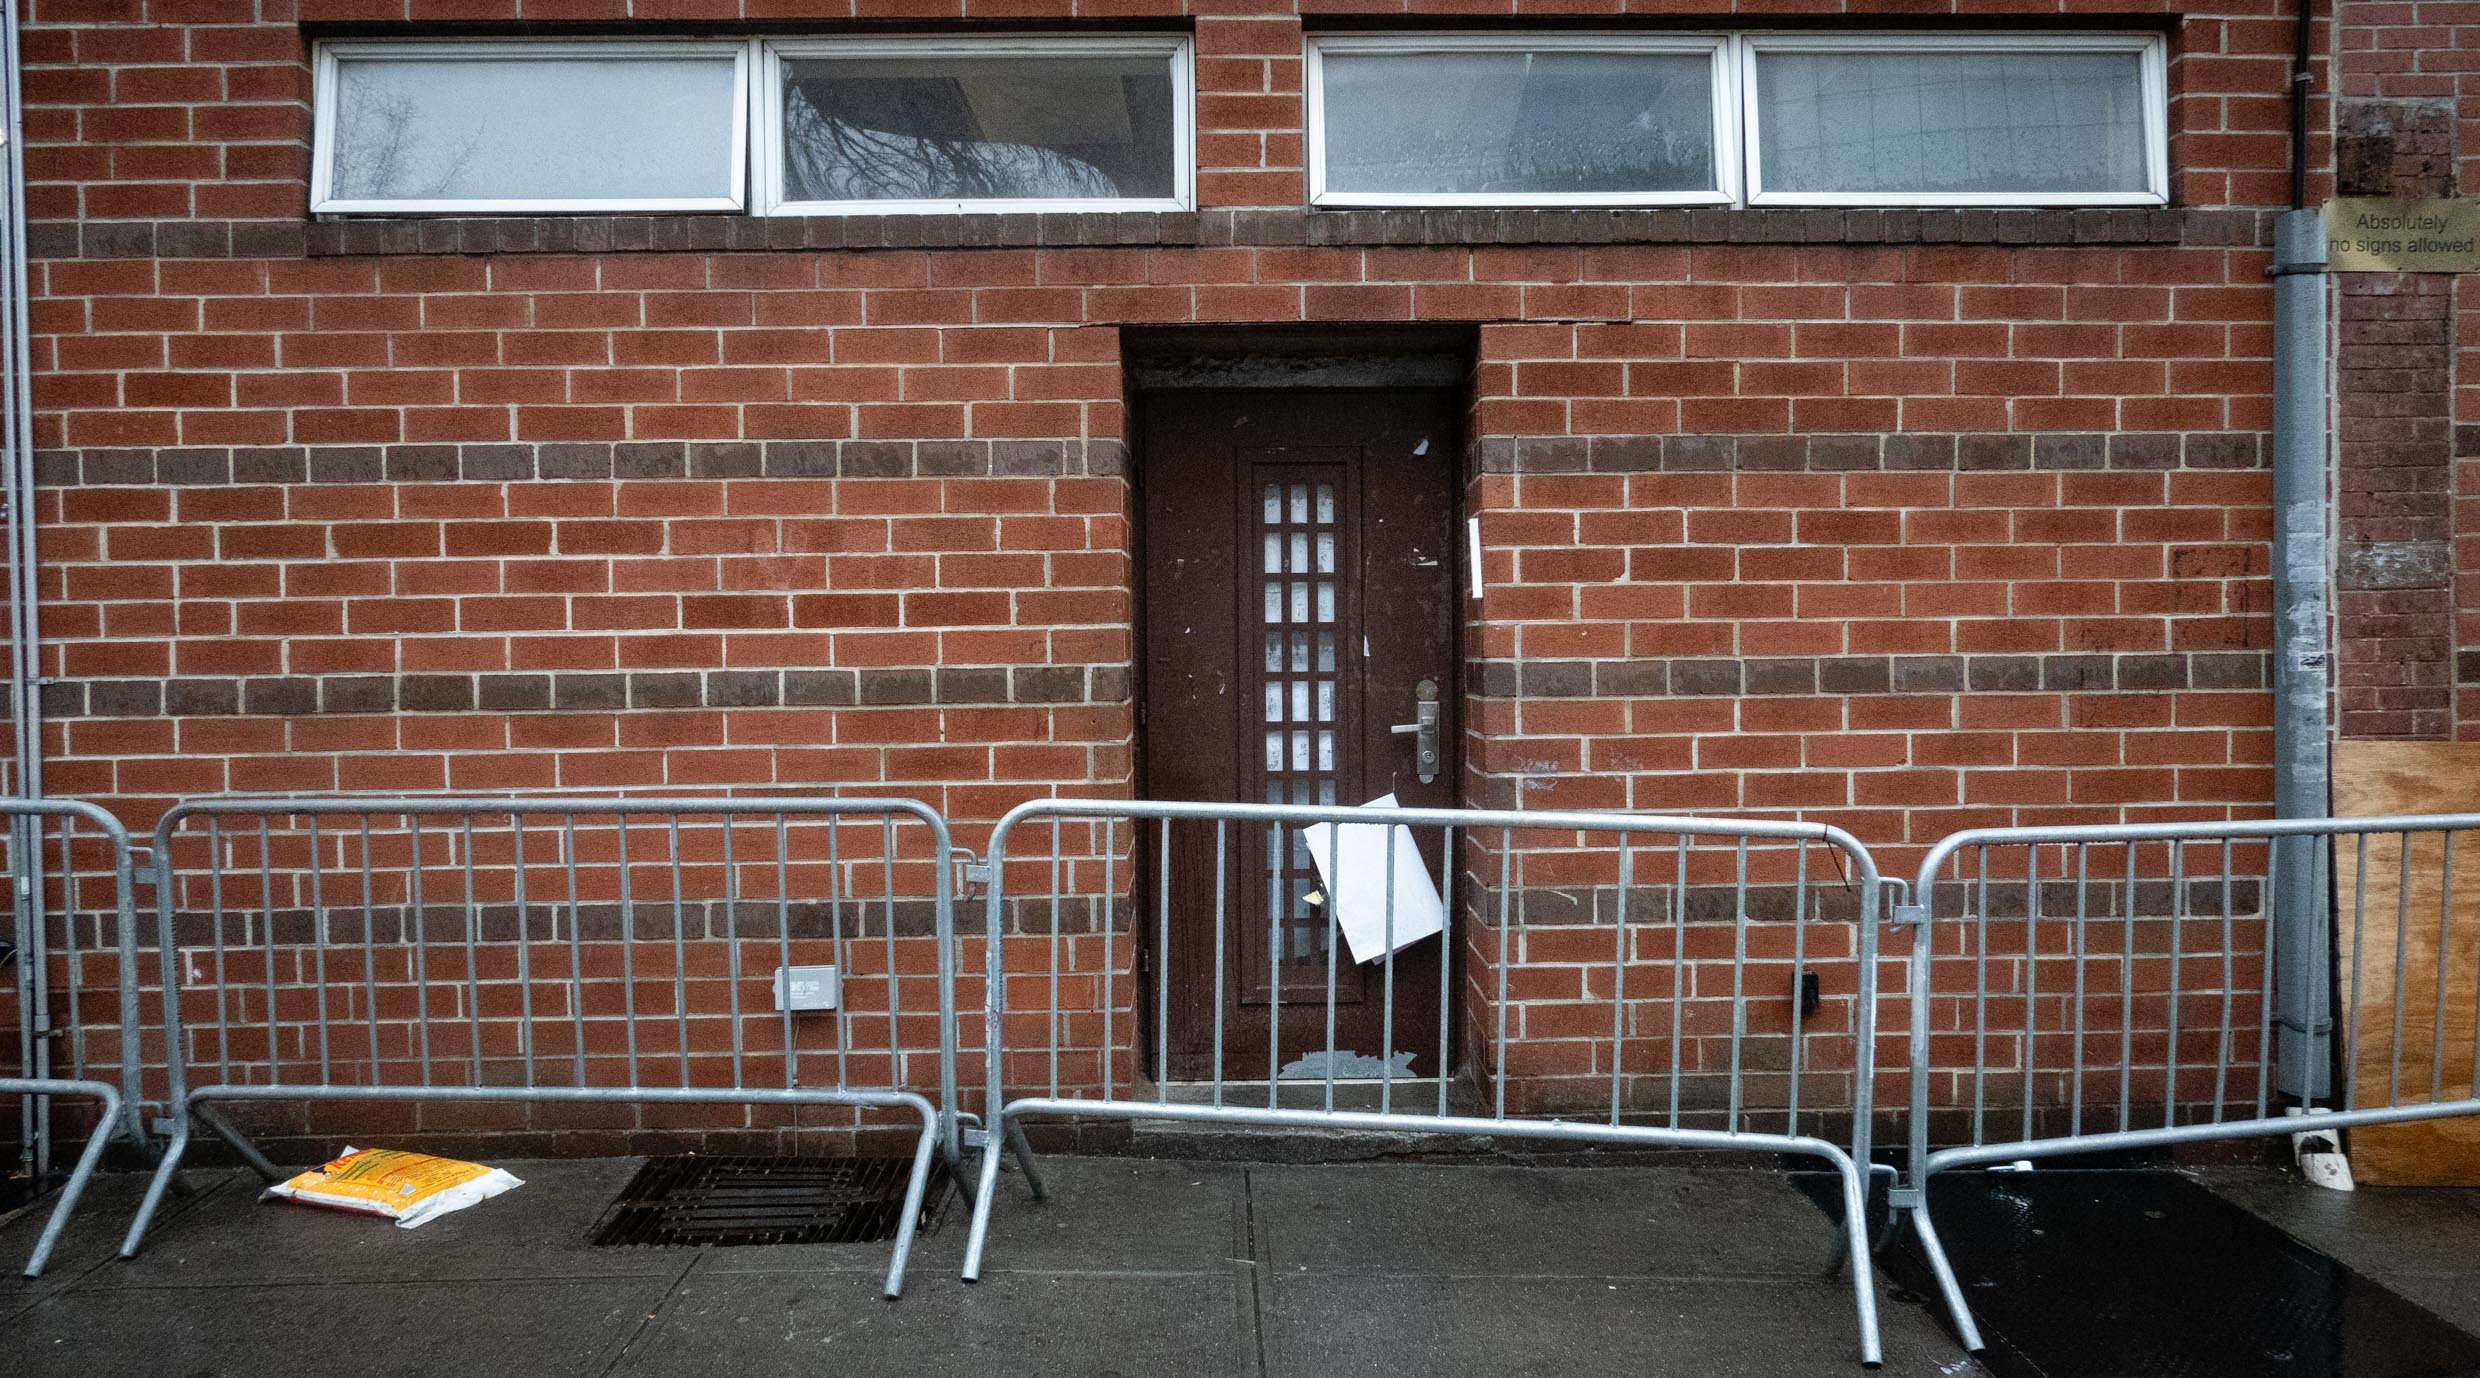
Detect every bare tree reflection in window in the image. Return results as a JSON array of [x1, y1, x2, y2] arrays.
[[332, 87, 478, 200], [779, 58, 1175, 203], [1320, 50, 1718, 198]]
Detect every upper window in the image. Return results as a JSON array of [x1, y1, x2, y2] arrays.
[[1307, 35, 1736, 208], [1308, 31, 2167, 210], [311, 41, 750, 215], [1742, 34, 2166, 206], [758, 36, 1193, 215]]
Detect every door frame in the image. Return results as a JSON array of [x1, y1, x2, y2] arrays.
[[1124, 331, 1475, 1086]]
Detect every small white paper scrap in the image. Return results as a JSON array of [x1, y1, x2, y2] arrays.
[[1299, 793, 1445, 965]]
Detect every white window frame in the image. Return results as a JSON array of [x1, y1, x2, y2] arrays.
[[1305, 32, 1739, 209], [309, 39, 753, 216], [755, 33, 1195, 217], [1739, 31, 2170, 208]]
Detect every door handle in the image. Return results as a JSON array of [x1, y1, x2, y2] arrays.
[[1388, 678, 1442, 785]]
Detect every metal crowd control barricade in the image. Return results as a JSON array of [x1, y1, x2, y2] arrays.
[[959, 798, 1889, 1366], [2, 797, 142, 1276], [1894, 812, 2480, 1351], [121, 795, 957, 1297]]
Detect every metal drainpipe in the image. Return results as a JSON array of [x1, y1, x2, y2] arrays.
[[1, 0, 46, 1169], [2268, 6, 2333, 1100]]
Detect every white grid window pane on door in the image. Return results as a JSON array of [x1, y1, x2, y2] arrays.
[[314, 42, 748, 213], [1261, 478, 1342, 961]]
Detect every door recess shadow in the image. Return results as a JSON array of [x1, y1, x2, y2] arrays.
[[1852, 1171, 2480, 1378]]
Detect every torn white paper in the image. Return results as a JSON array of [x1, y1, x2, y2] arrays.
[[1299, 793, 1445, 964]]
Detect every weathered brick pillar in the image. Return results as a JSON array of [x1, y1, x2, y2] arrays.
[[2333, 100, 2458, 738]]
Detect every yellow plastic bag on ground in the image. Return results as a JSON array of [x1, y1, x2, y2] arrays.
[[264, 1147, 523, 1229]]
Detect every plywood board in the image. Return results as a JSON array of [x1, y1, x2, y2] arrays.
[[2335, 739, 2480, 1185]]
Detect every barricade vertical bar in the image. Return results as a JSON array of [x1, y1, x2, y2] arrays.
[[1323, 820, 1339, 1113], [9, 826, 31, 1176], [2022, 844, 2041, 1146], [1102, 820, 1115, 1104], [55, 825, 73, 1092], [2070, 844, 2089, 1135], [360, 819, 378, 1084], [1668, 833, 1685, 1129], [2257, 848, 2276, 1119], [564, 815, 585, 1088], [667, 816, 688, 1087], [462, 816, 480, 1085], [615, 817, 637, 1084], [829, 818, 846, 1094], [261, 824, 280, 1087], [2215, 839, 2235, 1117], [2390, 836, 2411, 1107], [878, 818, 911, 1091], [1436, 824, 1453, 1120], [2163, 841, 2183, 1128], [723, 818, 743, 1088], [1609, 841, 1632, 1128], [2346, 833, 2366, 1109], [1493, 829, 1509, 1121], [1048, 814, 1062, 1098], [774, 815, 794, 1091], [116, 817, 145, 1136], [1157, 820, 1170, 1106], [1380, 823, 1396, 1116], [1787, 841, 1808, 1135], [1267, 820, 1280, 1108], [1211, 820, 1227, 1108], [512, 819, 533, 1083], [2118, 843, 2135, 1131], [1971, 848, 1988, 1143], [209, 816, 230, 1079], [2435, 833, 2455, 1104], [2312, 836, 2333, 1110], [309, 816, 330, 1083], [1728, 839, 1747, 1133], [411, 819, 431, 1081]]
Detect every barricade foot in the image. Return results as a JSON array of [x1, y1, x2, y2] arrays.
[[8, 1079, 119, 1278], [1834, 1155, 1885, 1367], [192, 1099, 283, 1182], [1910, 1201, 1986, 1352], [880, 1103, 941, 1300], [1004, 1114, 1045, 1200], [959, 1127, 1007, 1282], [119, 1115, 192, 1259]]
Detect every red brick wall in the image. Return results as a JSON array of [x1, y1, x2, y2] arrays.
[[4, 0, 2358, 1154], [2330, 0, 2480, 737]]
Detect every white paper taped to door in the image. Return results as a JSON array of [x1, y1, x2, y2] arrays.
[[1299, 793, 1445, 965]]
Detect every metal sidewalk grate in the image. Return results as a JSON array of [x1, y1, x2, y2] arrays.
[[588, 1154, 944, 1249]]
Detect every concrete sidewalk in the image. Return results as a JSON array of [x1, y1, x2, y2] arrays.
[[2, 1155, 1960, 1378]]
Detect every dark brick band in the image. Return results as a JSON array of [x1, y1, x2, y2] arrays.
[[34, 438, 1125, 488], [27, 206, 2242, 262], [1472, 651, 2270, 700], [1472, 431, 2265, 475], [36, 433, 2255, 488], [47, 665, 1131, 720]]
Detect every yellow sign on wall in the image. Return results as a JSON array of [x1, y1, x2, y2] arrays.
[[2324, 197, 2480, 272]]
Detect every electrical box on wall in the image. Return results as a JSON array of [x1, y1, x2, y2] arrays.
[[772, 965, 839, 1012]]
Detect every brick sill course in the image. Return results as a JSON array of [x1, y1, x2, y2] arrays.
[[29, 206, 2253, 261]]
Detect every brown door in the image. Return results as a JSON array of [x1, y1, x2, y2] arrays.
[[1138, 388, 1461, 1084]]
